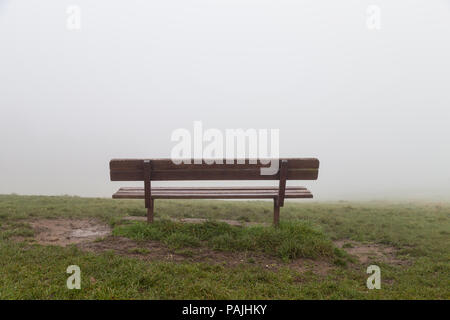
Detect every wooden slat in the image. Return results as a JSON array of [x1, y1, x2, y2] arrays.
[[115, 187, 311, 194], [116, 191, 312, 196], [117, 189, 307, 194], [114, 194, 313, 199], [110, 158, 319, 171], [112, 187, 313, 199], [155, 194, 312, 199], [110, 158, 319, 181], [119, 186, 308, 191], [110, 168, 318, 181]]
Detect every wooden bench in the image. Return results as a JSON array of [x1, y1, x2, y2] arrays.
[[110, 158, 319, 226]]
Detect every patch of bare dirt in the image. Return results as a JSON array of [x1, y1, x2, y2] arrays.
[[20, 217, 333, 275], [79, 235, 334, 275], [28, 219, 111, 246], [334, 240, 407, 265]]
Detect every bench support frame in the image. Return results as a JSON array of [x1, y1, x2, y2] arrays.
[[141, 159, 292, 226], [273, 160, 288, 226], [143, 160, 153, 223]]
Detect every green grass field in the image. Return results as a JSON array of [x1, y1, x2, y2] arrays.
[[0, 194, 448, 299]]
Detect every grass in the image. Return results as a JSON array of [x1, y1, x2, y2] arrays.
[[0, 241, 353, 299], [113, 219, 338, 261], [0, 194, 449, 299]]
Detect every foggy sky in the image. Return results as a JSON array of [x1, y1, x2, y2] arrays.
[[1, 0, 449, 200]]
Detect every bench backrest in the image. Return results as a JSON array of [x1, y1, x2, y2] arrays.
[[110, 158, 319, 181]]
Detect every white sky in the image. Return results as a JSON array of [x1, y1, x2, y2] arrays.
[[0, 0, 449, 200]]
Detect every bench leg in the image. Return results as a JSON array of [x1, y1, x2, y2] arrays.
[[273, 198, 280, 227], [147, 199, 154, 223]]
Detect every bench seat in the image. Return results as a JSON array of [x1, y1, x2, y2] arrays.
[[113, 186, 313, 199]]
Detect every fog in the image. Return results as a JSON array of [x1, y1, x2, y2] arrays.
[[0, 0, 449, 200]]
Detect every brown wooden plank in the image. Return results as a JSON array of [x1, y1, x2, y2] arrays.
[[112, 186, 312, 199], [284, 193, 313, 198], [115, 192, 312, 198], [113, 193, 312, 199], [119, 186, 308, 191], [110, 168, 318, 181], [110, 158, 319, 171], [115, 186, 310, 191], [114, 189, 312, 195], [154, 194, 312, 199]]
